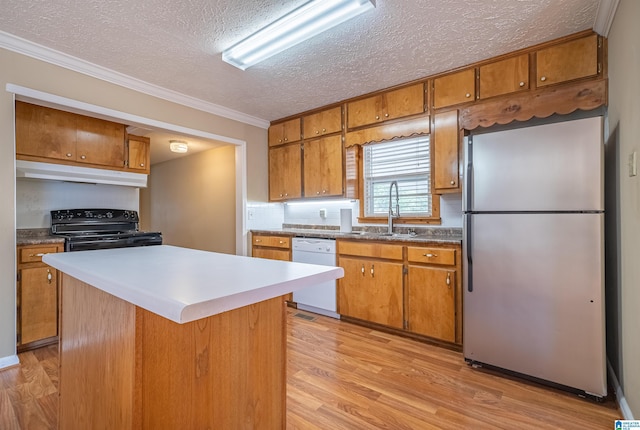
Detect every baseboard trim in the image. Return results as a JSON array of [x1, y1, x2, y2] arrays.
[[608, 360, 635, 419], [0, 354, 19, 370]]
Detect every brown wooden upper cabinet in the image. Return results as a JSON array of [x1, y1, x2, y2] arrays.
[[269, 144, 302, 201], [433, 69, 476, 109], [268, 118, 301, 147], [479, 54, 529, 99], [16, 101, 125, 169], [535, 33, 599, 88], [303, 106, 342, 138], [347, 83, 425, 129], [433, 110, 460, 193], [127, 135, 151, 174], [303, 134, 343, 198]]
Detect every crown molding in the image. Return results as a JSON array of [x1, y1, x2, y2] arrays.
[[593, 0, 620, 37], [0, 31, 270, 129]]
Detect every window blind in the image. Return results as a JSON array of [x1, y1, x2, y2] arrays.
[[363, 136, 431, 217]]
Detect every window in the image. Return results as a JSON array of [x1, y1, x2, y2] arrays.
[[363, 136, 432, 217]]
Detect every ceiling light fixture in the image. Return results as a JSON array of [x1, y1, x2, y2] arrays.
[[169, 140, 188, 153], [222, 0, 376, 70]]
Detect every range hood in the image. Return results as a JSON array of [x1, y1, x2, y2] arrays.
[[16, 160, 147, 188]]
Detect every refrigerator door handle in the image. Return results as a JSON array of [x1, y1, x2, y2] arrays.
[[465, 214, 473, 293], [464, 135, 473, 212]]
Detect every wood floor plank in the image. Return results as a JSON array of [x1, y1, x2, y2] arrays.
[[0, 308, 623, 429]]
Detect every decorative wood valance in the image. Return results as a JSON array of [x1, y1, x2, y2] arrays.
[[459, 79, 607, 130], [344, 115, 430, 147]]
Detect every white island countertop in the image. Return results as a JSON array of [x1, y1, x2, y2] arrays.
[[43, 245, 344, 324]]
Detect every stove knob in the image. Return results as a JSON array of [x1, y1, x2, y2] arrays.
[[106, 212, 113, 218], [124, 212, 129, 218]]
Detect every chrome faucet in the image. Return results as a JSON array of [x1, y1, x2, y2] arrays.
[[388, 181, 399, 234]]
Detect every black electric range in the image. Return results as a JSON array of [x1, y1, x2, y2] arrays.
[[50, 209, 162, 252]]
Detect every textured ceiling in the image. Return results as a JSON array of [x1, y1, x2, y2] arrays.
[[1, 0, 600, 125]]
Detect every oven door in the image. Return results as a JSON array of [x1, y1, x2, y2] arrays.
[[66, 232, 162, 252]]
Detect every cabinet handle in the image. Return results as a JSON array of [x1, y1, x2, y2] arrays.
[[424, 253, 438, 258], [375, 115, 380, 120], [47, 269, 52, 284], [278, 240, 284, 244], [370, 264, 374, 277], [29, 253, 45, 257], [361, 264, 365, 276], [540, 76, 547, 82], [446, 272, 451, 287], [465, 93, 471, 98], [316, 191, 320, 195], [284, 137, 288, 141], [139, 163, 145, 167], [322, 128, 326, 132], [66, 153, 72, 157], [80, 155, 86, 160], [519, 81, 525, 87], [315, 130, 319, 134], [278, 139, 283, 143], [322, 190, 326, 194], [450, 180, 455, 185], [384, 113, 389, 118]]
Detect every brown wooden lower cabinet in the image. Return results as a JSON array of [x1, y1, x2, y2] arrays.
[[337, 255, 404, 328], [59, 275, 286, 429], [337, 239, 462, 345], [252, 234, 292, 301], [16, 243, 63, 351], [407, 265, 456, 342]]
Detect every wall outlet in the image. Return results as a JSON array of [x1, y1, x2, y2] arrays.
[[629, 152, 637, 177], [319, 208, 327, 219], [247, 209, 254, 220]]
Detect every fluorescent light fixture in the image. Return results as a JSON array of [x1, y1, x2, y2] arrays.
[[222, 0, 376, 70], [169, 140, 188, 153]]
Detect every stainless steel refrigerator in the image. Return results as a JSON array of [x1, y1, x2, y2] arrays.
[[463, 116, 607, 399]]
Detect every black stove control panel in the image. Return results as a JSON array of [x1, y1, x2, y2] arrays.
[[51, 209, 139, 223]]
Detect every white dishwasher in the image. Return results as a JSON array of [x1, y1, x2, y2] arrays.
[[292, 238, 339, 319]]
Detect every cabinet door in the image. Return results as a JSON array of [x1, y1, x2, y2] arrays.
[[128, 136, 150, 173], [268, 118, 301, 147], [433, 110, 460, 192], [20, 266, 58, 344], [269, 144, 302, 201], [15, 101, 77, 161], [536, 34, 598, 88], [303, 106, 342, 138], [76, 116, 125, 167], [303, 135, 343, 198], [337, 256, 403, 328], [407, 265, 455, 342], [479, 54, 529, 99], [347, 94, 382, 129], [383, 83, 425, 122], [252, 247, 290, 261], [433, 69, 476, 109]]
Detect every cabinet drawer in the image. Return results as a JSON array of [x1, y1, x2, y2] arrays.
[[252, 235, 290, 249], [337, 241, 403, 260], [19, 246, 61, 264], [407, 246, 456, 265]]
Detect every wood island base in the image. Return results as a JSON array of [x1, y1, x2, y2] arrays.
[[59, 274, 286, 429]]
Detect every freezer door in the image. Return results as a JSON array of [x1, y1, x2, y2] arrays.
[[467, 117, 603, 212], [463, 213, 606, 397]]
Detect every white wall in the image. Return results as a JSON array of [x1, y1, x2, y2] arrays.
[[16, 179, 138, 228], [606, 0, 640, 418]]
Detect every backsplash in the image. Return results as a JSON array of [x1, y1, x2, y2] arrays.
[[246, 194, 463, 230], [16, 179, 139, 228]]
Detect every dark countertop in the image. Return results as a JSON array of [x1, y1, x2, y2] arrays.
[[17, 228, 65, 246], [251, 225, 462, 245]]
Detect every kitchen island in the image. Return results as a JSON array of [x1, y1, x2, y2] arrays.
[[43, 245, 343, 430]]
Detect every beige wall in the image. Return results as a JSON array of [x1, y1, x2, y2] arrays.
[[606, 0, 640, 417], [146, 145, 237, 254], [0, 47, 268, 361]]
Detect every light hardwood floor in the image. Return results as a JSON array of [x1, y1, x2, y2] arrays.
[[1, 308, 621, 429]]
